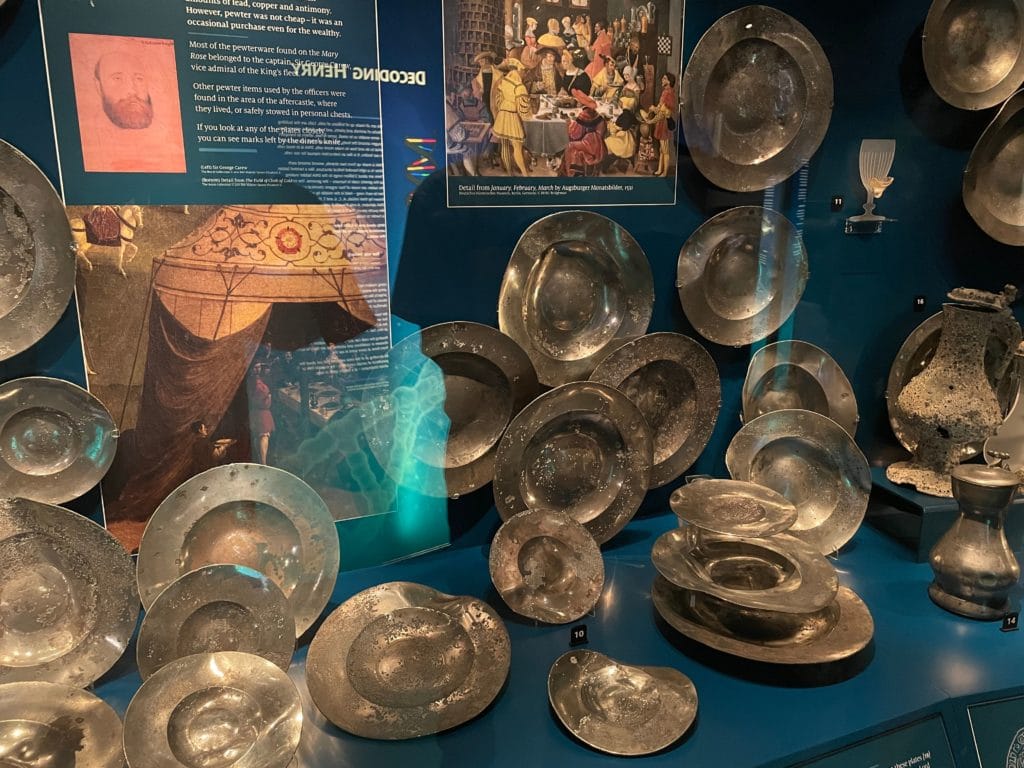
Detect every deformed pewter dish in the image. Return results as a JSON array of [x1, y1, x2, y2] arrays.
[[964, 89, 1024, 245], [669, 478, 797, 538], [493, 381, 653, 545], [0, 376, 118, 503], [489, 509, 604, 624], [305, 581, 511, 740], [590, 332, 721, 487], [547, 649, 697, 756]]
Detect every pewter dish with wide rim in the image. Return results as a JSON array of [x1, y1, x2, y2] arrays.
[[652, 528, 838, 613], [681, 5, 834, 192], [547, 649, 697, 756], [0, 376, 118, 503], [0, 497, 138, 687], [0, 681, 124, 768], [726, 409, 871, 554], [964, 90, 1024, 245], [136, 463, 339, 637], [499, 211, 654, 386], [136, 563, 295, 681], [493, 381, 653, 545], [0, 139, 76, 362], [743, 340, 859, 436], [305, 581, 511, 740], [489, 509, 604, 624], [653, 577, 874, 665], [123, 651, 302, 768], [676, 207, 809, 348], [590, 332, 721, 488], [669, 478, 797, 537]]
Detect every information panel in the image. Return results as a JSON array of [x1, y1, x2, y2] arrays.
[[969, 695, 1024, 768], [791, 715, 956, 768]]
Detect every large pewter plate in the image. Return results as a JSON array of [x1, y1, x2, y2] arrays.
[[677, 207, 809, 348], [305, 581, 511, 740], [0, 497, 138, 687], [493, 382, 654, 545], [0, 140, 76, 361], [590, 332, 721, 487], [499, 211, 654, 386], [123, 651, 302, 768], [669, 478, 797, 537], [964, 90, 1024, 245], [136, 463, 339, 637], [923, 0, 1024, 110], [0, 376, 118, 503], [681, 6, 834, 192], [726, 409, 871, 554], [0, 681, 124, 768], [548, 649, 697, 756]]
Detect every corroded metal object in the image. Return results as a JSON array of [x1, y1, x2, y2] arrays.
[[493, 382, 654, 545], [590, 332, 721, 487], [123, 651, 302, 768], [669, 478, 797, 538], [726, 409, 871, 554], [489, 509, 604, 624], [305, 581, 510, 740], [681, 6, 834, 191], [923, 0, 1024, 110], [964, 90, 1024, 245], [676, 207, 809, 348], [499, 211, 654, 386], [743, 341, 859, 437], [0, 139, 76, 362], [547, 649, 697, 756], [0, 497, 138, 687], [0, 681, 124, 768], [0, 377, 118, 503], [136, 564, 295, 681], [136, 463, 339, 636]]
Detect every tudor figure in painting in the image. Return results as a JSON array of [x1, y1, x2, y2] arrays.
[[493, 58, 531, 176], [94, 51, 153, 129]]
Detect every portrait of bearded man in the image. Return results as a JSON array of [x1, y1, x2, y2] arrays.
[[94, 52, 154, 130]]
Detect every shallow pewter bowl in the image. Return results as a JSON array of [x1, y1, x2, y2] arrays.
[[136, 463, 339, 637], [676, 207, 808, 348], [726, 409, 871, 554], [136, 563, 295, 681], [681, 6, 834, 192], [123, 651, 302, 768], [499, 211, 654, 386], [590, 332, 721, 487], [964, 90, 1024, 245], [547, 649, 697, 756], [669, 478, 797, 537], [0, 377, 118, 503], [305, 581, 511, 740], [743, 341, 859, 437], [493, 381, 653, 545], [0, 139, 76, 362], [0, 681, 124, 768], [923, 0, 1024, 110], [489, 509, 604, 624], [0, 497, 138, 687]]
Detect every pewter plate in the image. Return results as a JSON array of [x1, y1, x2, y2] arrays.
[[0, 139, 76, 361], [923, 0, 1024, 110], [964, 89, 1024, 245], [590, 332, 721, 488], [653, 577, 874, 665], [0, 376, 118, 503], [0, 497, 138, 687], [0, 681, 124, 768], [681, 6, 834, 191], [652, 528, 838, 613], [489, 509, 604, 624], [547, 649, 697, 756], [726, 409, 871, 554], [743, 340, 859, 436], [136, 563, 295, 681], [669, 478, 797, 537], [499, 211, 654, 386], [136, 463, 339, 636], [305, 581, 511, 740], [123, 651, 302, 768], [677, 207, 809, 348], [493, 381, 654, 545]]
